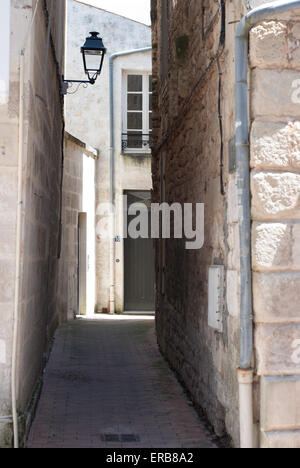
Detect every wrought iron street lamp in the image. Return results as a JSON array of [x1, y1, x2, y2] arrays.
[[62, 32, 106, 94], [81, 32, 106, 83]]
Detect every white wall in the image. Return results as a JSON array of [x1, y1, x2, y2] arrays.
[[0, 0, 10, 105], [66, 0, 152, 313], [113, 52, 152, 312], [82, 154, 96, 316], [246, 0, 271, 8], [66, 0, 151, 149]]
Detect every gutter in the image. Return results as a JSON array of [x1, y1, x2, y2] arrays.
[[108, 46, 152, 314], [235, 0, 300, 449]]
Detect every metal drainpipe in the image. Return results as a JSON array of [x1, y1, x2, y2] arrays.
[[235, 0, 300, 449], [108, 47, 152, 314]]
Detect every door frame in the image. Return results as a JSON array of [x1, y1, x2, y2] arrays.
[[123, 189, 155, 314]]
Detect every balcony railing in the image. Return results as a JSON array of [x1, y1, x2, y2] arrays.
[[122, 133, 152, 153]]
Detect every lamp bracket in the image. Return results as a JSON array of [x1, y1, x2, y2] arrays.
[[61, 75, 95, 95]]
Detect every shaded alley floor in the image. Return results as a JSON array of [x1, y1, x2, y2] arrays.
[[27, 316, 217, 448]]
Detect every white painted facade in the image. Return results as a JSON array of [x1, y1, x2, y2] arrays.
[[82, 153, 96, 316], [66, 0, 152, 313]]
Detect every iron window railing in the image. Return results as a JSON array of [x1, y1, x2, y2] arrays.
[[122, 133, 152, 152]]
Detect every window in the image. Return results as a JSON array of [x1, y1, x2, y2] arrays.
[[122, 73, 152, 153]]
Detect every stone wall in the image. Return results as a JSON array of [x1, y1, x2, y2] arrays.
[[151, 0, 247, 446], [57, 132, 98, 321], [152, 0, 300, 448], [249, 12, 300, 449], [0, 0, 65, 446], [0, 0, 17, 446], [57, 134, 83, 322]]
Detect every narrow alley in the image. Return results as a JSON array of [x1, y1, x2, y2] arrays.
[[3, 0, 300, 450], [27, 317, 217, 449]]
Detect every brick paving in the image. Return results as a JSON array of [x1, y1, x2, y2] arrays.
[[27, 316, 217, 448]]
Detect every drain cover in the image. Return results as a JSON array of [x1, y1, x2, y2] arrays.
[[101, 434, 140, 443], [121, 434, 140, 443], [101, 434, 120, 443]]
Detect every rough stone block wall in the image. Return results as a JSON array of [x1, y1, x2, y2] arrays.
[[151, 0, 248, 446], [0, 0, 65, 446], [249, 12, 300, 448], [57, 134, 84, 322], [17, 0, 66, 418]]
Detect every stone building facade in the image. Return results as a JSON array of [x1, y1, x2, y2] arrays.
[[0, 0, 152, 447], [57, 132, 98, 322], [66, 0, 153, 314], [0, 0, 66, 447], [152, 0, 300, 448], [250, 8, 300, 449]]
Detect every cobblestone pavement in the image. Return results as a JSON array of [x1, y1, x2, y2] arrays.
[[27, 316, 217, 448]]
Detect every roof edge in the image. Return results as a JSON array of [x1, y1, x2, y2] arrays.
[[65, 131, 99, 159], [72, 0, 151, 28]]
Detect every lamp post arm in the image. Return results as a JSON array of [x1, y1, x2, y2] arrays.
[[64, 79, 94, 83], [61, 75, 95, 95]]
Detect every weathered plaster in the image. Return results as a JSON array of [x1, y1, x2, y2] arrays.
[[66, 0, 152, 312]]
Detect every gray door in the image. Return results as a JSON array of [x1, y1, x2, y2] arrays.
[[124, 191, 155, 312]]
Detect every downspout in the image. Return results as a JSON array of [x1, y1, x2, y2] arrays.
[[12, 0, 41, 448], [235, 0, 300, 449], [109, 47, 152, 314]]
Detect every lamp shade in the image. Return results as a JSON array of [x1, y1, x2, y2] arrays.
[[81, 32, 106, 83]]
